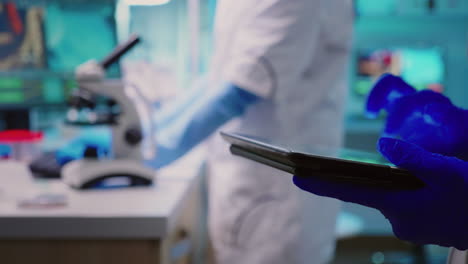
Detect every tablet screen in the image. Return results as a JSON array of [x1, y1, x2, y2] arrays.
[[221, 132, 392, 167], [222, 132, 423, 189]]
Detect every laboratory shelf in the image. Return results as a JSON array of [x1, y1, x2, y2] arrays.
[[0, 70, 74, 80]]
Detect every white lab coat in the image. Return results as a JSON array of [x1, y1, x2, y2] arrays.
[[207, 0, 354, 263], [447, 249, 468, 264]]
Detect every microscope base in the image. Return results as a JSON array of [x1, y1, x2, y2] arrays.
[[62, 159, 155, 189]]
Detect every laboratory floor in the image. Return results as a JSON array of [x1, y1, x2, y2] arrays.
[[331, 202, 449, 264], [330, 236, 449, 264]]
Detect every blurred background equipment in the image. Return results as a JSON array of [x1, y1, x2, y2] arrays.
[[0, 1, 118, 131], [0, 0, 466, 263], [0, 2, 46, 130], [0, 129, 43, 162], [346, 0, 468, 154], [355, 47, 445, 96], [0, 3, 45, 70], [60, 34, 157, 189]]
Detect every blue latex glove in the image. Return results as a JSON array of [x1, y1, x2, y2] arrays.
[[366, 74, 468, 158], [152, 83, 260, 168], [56, 128, 111, 165], [293, 137, 468, 250], [366, 74, 416, 119]]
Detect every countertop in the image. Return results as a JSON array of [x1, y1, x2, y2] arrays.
[[0, 148, 206, 239]]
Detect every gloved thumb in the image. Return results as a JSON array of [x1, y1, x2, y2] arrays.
[[365, 74, 415, 118], [378, 137, 459, 185]]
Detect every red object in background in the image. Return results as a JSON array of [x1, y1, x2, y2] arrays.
[[5, 2, 23, 35], [427, 83, 444, 93], [372, 50, 393, 67], [0, 130, 43, 143], [381, 53, 393, 67]]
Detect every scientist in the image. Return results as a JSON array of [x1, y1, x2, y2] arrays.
[[63, 0, 354, 263], [153, 0, 354, 263], [293, 74, 468, 263]]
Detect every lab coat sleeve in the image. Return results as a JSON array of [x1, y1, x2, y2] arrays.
[[221, 0, 322, 98]]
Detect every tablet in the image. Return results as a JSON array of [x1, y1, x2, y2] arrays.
[[220, 132, 424, 190]]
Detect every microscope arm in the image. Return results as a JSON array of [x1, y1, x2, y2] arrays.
[[100, 34, 140, 69]]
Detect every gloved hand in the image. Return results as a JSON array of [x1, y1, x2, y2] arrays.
[[366, 74, 468, 158], [152, 82, 260, 168], [293, 137, 468, 250]]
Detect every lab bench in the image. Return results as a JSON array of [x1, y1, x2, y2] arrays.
[[0, 149, 207, 264]]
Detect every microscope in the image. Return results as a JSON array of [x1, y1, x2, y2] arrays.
[[62, 35, 157, 189]]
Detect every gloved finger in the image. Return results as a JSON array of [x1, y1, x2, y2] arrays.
[[383, 100, 413, 136], [384, 91, 450, 135], [293, 175, 389, 209], [365, 74, 415, 118], [384, 94, 425, 135], [378, 137, 464, 185], [401, 103, 454, 154], [403, 90, 450, 106]]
